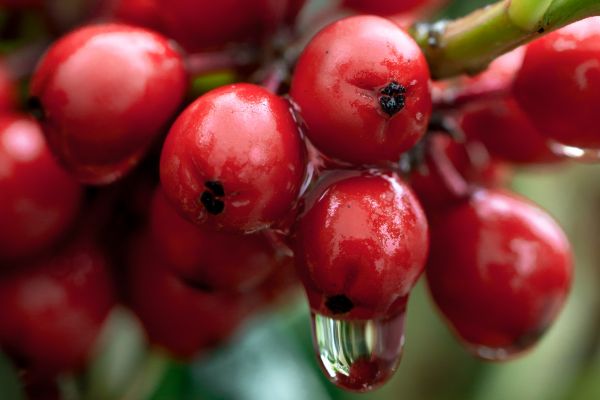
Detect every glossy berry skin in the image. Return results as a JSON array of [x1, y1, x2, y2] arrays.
[[293, 171, 429, 320], [290, 16, 431, 165], [426, 190, 572, 360], [160, 83, 306, 233], [409, 135, 510, 213], [110, 0, 165, 33], [30, 24, 187, 185], [0, 62, 16, 112], [513, 17, 600, 150], [128, 233, 256, 359], [111, 0, 305, 51], [150, 188, 285, 292], [0, 114, 82, 263], [460, 98, 559, 164], [0, 239, 115, 378], [343, 0, 443, 15]]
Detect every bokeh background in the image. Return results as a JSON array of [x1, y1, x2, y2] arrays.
[[2, 0, 600, 399]]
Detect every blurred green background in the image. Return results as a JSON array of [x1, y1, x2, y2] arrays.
[[3, 0, 600, 399]]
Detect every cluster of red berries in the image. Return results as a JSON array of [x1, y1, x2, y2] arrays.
[[0, 0, 597, 396]]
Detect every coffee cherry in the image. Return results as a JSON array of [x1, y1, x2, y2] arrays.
[[433, 47, 525, 106], [0, 62, 16, 112], [150, 187, 285, 292], [0, 114, 82, 263], [110, 0, 304, 51], [30, 24, 187, 185], [294, 170, 429, 320], [160, 83, 306, 233], [513, 17, 600, 154], [290, 16, 431, 165], [460, 98, 560, 164], [426, 189, 572, 360], [0, 238, 115, 377], [110, 0, 164, 33], [342, 0, 442, 15], [409, 135, 510, 213], [127, 233, 256, 359]]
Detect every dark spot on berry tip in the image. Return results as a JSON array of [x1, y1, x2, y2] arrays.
[[379, 81, 406, 116], [200, 191, 225, 215], [204, 180, 225, 197], [326, 295, 354, 314], [537, 27, 545, 33], [26, 97, 45, 121]]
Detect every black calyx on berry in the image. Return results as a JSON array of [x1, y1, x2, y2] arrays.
[[26, 97, 46, 121], [379, 81, 406, 117], [326, 295, 354, 314], [200, 180, 225, 215]]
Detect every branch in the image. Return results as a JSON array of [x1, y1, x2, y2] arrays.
[[412, 0, 600, 79]]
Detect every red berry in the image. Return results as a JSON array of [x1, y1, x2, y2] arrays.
[[432, 48, 525, 106], [426, 189, 572, 360], [110, 0, 304, 51], [0, 62, 16, 112], [342, 0, 444, 15], [0, 114, 82, 263], [110, 0, 165, 33], [255, 253, 299, 306], [127, 233, 256, 359], [293, 171, 429, 320], [150, 187, 286, 292], [160, 83, 306, 233], [460, 97, 560, 164], [513, 17, 600, 152], [0, 238, 115, 377], [409, 135, 510, 213], [30, 24, 187, 184], [290, 16, 431, 165]]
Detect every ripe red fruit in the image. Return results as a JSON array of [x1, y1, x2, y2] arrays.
[[160, 83, 306, 233], [0, 114, 82, 263], [150, 187, 286, 292], [426, 189, 572, 360], [30, 24, 187, 185], [460, 98, 559, 164], [0, 62, 16, 112], [290, 16, 431, 165], [432, 47, 525, 106], [0, 239, 115, 377], [127, 233, 256, 359], [293, 171, 429, 320], [109, 0, 165, 33], [342, 0, 444, 15], [409, 135, 510, 213], [513, 17, 600, 153], [109, 0, 305, 51]]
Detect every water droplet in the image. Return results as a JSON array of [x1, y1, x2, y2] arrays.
[[310, 312, 405, 392], [549, 140, 600, 161]]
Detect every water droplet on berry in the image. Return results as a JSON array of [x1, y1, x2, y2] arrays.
[[548, 140, 600, 161], [310, 311, 405, 392]]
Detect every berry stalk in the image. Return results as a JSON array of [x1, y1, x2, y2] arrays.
[[412, 0, 600, 78]]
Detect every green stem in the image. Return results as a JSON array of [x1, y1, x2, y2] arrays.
[[412, 0, 600, 79]]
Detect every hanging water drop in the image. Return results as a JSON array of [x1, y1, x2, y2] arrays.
[[310, 311, 406, 392]]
